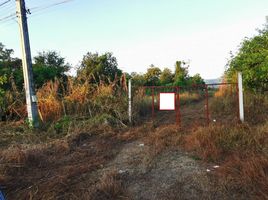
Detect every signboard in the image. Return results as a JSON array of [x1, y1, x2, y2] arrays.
[[159, 92, 175, 110]]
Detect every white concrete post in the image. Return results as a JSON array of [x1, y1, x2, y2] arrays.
[[128, 79, 132, 124], [238, 72, 244, 122], [16, 0, 39, 128]]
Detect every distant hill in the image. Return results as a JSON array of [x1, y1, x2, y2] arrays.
[[205, 78, 222, 84]]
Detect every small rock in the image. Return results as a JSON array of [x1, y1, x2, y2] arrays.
[[119, 169, 127, 174], [213, 165, 220, 169], [206, 169, 211, 172], [139, 143, 144, 147]]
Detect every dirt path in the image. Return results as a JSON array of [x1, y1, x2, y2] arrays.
[[98, 139, 225, 200]]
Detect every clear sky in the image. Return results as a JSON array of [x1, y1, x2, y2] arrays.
[[1, 0, 268, 79]]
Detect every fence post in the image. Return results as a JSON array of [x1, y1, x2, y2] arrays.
[[238, 72, 244, 122], [205, 85, 209, 126], [176, 87, 181, 126], [128, 79, 132, 124], [152, 87, 155, 121]]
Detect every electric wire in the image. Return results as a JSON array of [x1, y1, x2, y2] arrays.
[[0, 0, 75, 28], [0, 0, 11, 7], [29, 0, 74, 13]]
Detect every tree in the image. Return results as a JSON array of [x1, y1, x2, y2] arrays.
[[159, 68, 174, 85], [33, 51, 70, 88], [144, 65, 161, 86], [130, 72, 146, 86], [174, 61, 189, 86], [0, 43, 22, 90], [77, 52, 122, 84], [0, 75, 7, 117], [189, 73, 205, 85], [226, 26, 268, 92], [0, 43, 13, 62]]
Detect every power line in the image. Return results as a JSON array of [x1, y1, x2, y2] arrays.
[[29, 0, 74, 13], [0, 0, 11, 7], [0, 0, 15, 19], [0, 0, 75, 27], [0, 13, 16, 22]]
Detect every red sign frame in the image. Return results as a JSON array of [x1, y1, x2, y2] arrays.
[[159, 92, 176, 111]]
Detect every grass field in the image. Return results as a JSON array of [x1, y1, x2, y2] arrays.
[[0, 86, 267, 199]]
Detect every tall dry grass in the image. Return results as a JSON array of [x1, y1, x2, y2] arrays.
[[183, 122, 268, 199], [2, 75, 129, 129]]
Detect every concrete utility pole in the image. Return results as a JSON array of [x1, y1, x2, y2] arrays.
[[16, 0, 39, 127]]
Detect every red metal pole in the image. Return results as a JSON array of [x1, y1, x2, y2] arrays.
[[205, 85, 209, 126], [176, 87, 181, 126], [152, 87, 155, 121]]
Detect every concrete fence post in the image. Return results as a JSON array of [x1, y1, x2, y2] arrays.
[[238, 72, 244, 122], [128, 79, 132, 124]]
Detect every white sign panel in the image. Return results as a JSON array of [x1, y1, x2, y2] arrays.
[[159, 93, 175, 110]]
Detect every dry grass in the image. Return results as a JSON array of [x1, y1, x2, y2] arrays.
[[182, 122, 268, 199], [218, 153, 268, 199], [144, 125, 183, 155], [0, 125, 126, 200], [88, 170, 127, 200], [2, 75, 128, 125], [1, 77, 268, 199], [180, 91, 202, 104]]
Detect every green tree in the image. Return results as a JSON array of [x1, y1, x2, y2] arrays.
[[77, 52, 122, 83], [0, 75, 7, 116], [0, 43, 13, 62], [174, 61, 189, 86], [189, 73, 205, 85], [160, 68, 174, 85], [226, 26, 268, 92], [0, 43, 22, 90], [144, 65, 161, 86], [131, 72, 146, 86], [33, 51, 70, 88]]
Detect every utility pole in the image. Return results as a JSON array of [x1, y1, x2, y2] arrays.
[[16, 0, 39, 127]]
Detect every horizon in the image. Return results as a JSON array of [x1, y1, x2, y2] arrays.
[[1, 0, 268, 79]]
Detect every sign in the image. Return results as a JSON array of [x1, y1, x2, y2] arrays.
[[159, 93, 175, 110]]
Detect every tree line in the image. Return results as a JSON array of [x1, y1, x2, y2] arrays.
[[1, 21, 268, 105], [0, 42, 205, 92]]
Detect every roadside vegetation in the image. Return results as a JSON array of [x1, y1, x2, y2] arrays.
[[0, 24, 267, 199]]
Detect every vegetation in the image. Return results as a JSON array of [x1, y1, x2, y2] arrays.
[[226, 25, 268, 92], [0, 22, 268, 199]]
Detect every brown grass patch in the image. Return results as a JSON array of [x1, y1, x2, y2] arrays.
[[88, 170, 127, 200], [182, 122, 268, 199], [144, 125, 183, 155], [218, 153, 268, 199]]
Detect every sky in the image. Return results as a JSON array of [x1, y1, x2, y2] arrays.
[[0, 0, 268, 79]]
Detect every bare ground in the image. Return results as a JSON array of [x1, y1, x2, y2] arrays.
[[0, 99, 246, 199]]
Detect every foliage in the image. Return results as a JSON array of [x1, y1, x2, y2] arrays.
[[0, 75, 7, 109], [33, 51, 70, 88], [144, 65, 161, 86], [130, 72, 146, 87], [189, 73, 205, 85], [0, 43, 13, 62], [226, 26, 268, 92], [77, 52, 122, 84], [174, 61, 189, 86], [1, 45, 69, 90], [159, 68, 174, 85]]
